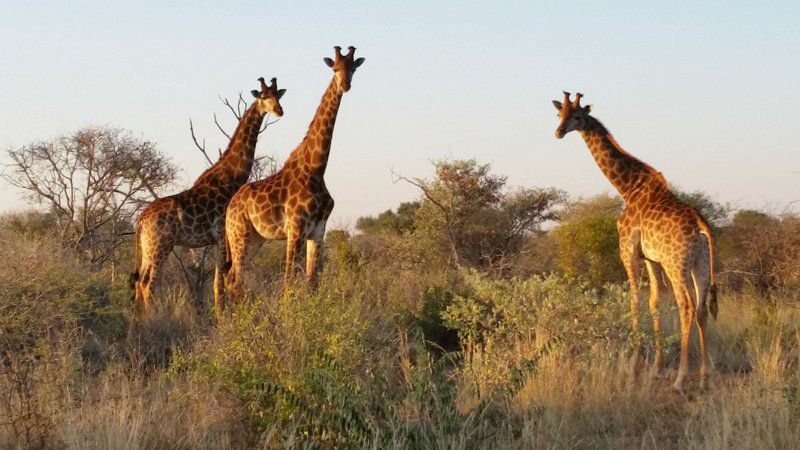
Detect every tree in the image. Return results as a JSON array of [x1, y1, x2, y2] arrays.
[[356, 201, 420, 234], [720, 210, 800, 295], [4, 126, 176, 268], [395, 159, 565, 272], [673, 189, 730, 228], [553, 194, 625, 287]]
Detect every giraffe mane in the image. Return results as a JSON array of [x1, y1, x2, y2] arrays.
[[605, 134, 669, 187]]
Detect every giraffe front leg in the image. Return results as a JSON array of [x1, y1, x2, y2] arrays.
[[305, 222, 327, 286], [284, 228, 305, 288], [618, 225, 642, 376], [644, 260, 664, 376], [619, 233, 642, 335]]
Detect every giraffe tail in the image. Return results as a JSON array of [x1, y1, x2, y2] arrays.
[[697, 215, 718, 319], [129, 222, 142, 291], [222, 227, 232, 274]]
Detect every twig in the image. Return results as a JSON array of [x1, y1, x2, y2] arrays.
[[189, 119, 214, 166], [213, 113, 232, 141]]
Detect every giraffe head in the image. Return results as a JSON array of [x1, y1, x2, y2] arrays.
[[323, 46, 365, 92], [250, 77, 286, 117], [553, 91, 592, 139]]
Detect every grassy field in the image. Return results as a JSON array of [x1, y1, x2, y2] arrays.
[[1, 227, 799, 449]]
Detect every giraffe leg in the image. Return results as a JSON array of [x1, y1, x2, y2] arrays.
[[223, 243, 243, 307], [133, 223, 170, 319], [133, 265, 149, 319], [666, 265, 696, 392], [692, 242, 712, 389], [644, 260, 664, 375], [618, 228, 642, 368], [213, 221, 228, 320], [138, 246, 170, 319], [284, 228, 304, 287], [305, 222, 327, 286], [224, 220, 262, 306]]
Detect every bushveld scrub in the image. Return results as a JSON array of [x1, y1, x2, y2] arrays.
[[2, 216, 800, 449], [2, 150, 800, 450]]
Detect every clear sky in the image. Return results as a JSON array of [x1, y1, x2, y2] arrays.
[[1, 1, 798, 227]]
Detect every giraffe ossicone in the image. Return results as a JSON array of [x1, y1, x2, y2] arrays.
[[554, 92, 718, 391]]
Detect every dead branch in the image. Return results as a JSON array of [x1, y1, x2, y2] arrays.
[[189, 119, 214, 166]]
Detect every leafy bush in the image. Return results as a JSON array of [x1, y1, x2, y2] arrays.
[[553, 194, 624, 287], [443, 272, 632, 393], [0, 228, 106, 446]]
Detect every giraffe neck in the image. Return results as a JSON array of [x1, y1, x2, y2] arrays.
[[580, 116, 667, 201], [285, 78, 343, 176], [192, 102, 265, 189]]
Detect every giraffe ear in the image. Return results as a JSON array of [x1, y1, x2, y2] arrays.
[[276, 89, 286, 99], [324, 57, 335, 68], [552, 100, 563, 111], [251, 90, 261, 99], [584, 105, 592, 113], [353, 57, 365, 68]]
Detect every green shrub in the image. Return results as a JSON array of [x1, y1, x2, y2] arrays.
[[553, 194, 624, 287], [443, 271, 632, 392], [0, 230, 106, 446]]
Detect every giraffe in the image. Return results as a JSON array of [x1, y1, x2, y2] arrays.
[[553, 92, 718, 391], [131, 77, 286, 318], [220, 46, 365, 306]]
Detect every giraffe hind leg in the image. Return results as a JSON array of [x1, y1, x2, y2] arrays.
[[692, 246, 712, 389], [665, 264, 696, 392], [134, 232, 172, 321], [644, 259, 665, 376]]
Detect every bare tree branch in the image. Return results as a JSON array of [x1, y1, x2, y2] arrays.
[[2, 126, 177, 267], [189, 119, 214, 166], [212, 113, 232, 143]]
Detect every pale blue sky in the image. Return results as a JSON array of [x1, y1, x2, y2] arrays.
[[1, 1, 798, 226]]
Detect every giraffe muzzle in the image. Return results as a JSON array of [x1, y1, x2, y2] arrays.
[[555, 127, 566, 139]]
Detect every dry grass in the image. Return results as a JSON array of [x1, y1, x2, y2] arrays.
[[1, 226, 799, 449]]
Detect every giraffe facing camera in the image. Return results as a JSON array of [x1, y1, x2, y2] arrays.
[[219, 46, 366, 309], [131, 77, 286, 319]]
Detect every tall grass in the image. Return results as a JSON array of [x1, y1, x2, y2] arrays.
[[1, 226, 798, 448]]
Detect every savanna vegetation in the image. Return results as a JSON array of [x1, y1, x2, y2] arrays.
[[1, 129, 799, 449]]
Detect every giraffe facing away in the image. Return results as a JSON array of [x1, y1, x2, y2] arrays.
[[221, 46, 365, 306], [553, 92, 718, 391], [131, 77, 286, 317]]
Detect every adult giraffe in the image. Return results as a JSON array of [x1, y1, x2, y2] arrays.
[[553, 92, 718, 391], [131, 77, 286, 317], [221, 46, 365, 306]]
